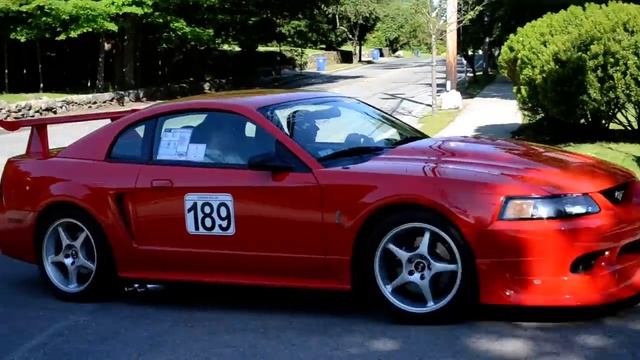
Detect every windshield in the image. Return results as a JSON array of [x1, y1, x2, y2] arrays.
[[259, 97, 427, 163]]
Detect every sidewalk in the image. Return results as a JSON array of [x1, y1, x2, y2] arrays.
[[435, 76, 523, 138]]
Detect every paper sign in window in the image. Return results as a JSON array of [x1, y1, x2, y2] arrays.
[[157, 128, 193, 160], [186, 144, 207, 162]]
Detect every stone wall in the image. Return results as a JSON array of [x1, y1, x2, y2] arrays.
[[306, 50, 354, 69], [0, 80, 227, 120]]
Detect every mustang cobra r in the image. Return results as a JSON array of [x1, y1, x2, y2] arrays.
[[1, 90, 639, 321]]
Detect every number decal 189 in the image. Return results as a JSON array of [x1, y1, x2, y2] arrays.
[[184, 194, 235, 235]]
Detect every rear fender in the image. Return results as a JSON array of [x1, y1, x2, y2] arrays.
[[33, 187, 135, 272]]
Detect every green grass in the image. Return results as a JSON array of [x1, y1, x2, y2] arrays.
[[258, 46, 325, 57], [561, 142, 640, 175], [513, 120, 640, 175], [219, 45, 326, 57], [419, 110, 460, 136], [324, 62, 362, 72], [0, 93, 71, 104]]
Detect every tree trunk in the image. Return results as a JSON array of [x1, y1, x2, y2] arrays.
[[470, 51, 477, 79], [36, 40, 43, 93], [114, 39, 123, 89], [358, 42, 363, 63], [482, 36, 490, 76], [123, 16, 137, 89], [135, 33, 142, 87], [22, 44, 27, 92], [2, 39, 8, 93], [352, 40, 358, 63], [352, 26, 360, 63], [431, 33, 438, 115], [96, 35, 106, 92]]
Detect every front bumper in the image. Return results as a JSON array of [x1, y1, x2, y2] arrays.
[[476, 187, 640, 307]]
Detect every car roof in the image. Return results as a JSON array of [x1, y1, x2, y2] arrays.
[[55, 89, 349, 162], [160, 89, 346, 110]]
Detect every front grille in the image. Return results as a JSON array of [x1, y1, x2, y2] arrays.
[[601, 182, 631, 205]]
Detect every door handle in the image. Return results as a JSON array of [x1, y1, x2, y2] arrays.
[[150, 179, 174, 188]]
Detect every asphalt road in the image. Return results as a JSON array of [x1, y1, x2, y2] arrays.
[[292, 56, 451, 127], [3, 58, 640, 359], [3, 255, 640, 360]]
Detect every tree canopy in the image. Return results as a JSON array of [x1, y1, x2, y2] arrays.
[[460, 0, 640, 57], [3, 0, 639, 94]]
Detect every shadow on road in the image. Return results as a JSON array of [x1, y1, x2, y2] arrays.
[[8, 262, 639, 325], [259, 73, 364, 89], [120, 282, 376, 320], [372, 59, 437, 71], [4, 258, 640, 360], [3, 266, 51, 298], [116, 281, 640, 325], [475, 299, 640, 323], [474, 123, 522, 139], [381, 92, 431, 107], [475, 76, 517, 101]]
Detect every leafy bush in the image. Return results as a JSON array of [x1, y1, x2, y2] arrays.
[[499, 2, 640, 134]]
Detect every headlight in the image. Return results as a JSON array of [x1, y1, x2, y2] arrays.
[[500, 195, 600, 220]]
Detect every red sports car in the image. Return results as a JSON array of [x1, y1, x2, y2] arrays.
[[1, 90, 639, 321]]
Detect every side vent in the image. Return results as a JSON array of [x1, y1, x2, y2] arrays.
[[114, 193, 135, 238]]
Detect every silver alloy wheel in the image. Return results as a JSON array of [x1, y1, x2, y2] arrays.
[[374, 223, 462, 313], [42, 219, 97, 293]]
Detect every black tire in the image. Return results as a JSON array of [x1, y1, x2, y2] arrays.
[[35, 208, 118, 302], [355, 209, 477, 323]]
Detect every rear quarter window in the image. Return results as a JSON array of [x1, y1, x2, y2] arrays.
[[109, 121, 152, 162]]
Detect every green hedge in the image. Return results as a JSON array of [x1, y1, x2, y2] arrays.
[[499, 2, 640, 133]]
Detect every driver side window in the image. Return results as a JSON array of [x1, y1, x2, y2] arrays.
[[152, 111, 277, 168]]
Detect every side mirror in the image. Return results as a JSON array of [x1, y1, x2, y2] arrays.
[[248, 153, 295, 173]]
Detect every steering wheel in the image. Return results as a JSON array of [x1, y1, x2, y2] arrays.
[[375, 137, 398, 146], [345, 133, 375, 146]]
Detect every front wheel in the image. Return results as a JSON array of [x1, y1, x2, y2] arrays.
[[37, 210, 116, 301], [360, 211, 477, 323]]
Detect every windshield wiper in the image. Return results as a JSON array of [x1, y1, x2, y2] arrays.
[[317, 146, 390, 162], [393, 136, 427, 147]]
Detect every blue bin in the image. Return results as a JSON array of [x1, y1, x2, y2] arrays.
[[371, 49, 380, 61], [316, 57, 327, 71]]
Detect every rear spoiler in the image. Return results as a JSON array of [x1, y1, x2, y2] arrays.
[[0, 109, 141, 155]]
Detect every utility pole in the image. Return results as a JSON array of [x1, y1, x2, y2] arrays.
[[446, 0, 458, 91]]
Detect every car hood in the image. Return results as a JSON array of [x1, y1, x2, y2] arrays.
[[371, 137, 636, 194]]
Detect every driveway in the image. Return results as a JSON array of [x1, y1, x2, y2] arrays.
[[2, 256, 640, 359]]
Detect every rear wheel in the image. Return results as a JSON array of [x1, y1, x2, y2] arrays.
[[359, 210, 476, 323], [37, 210, 116, 301]]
